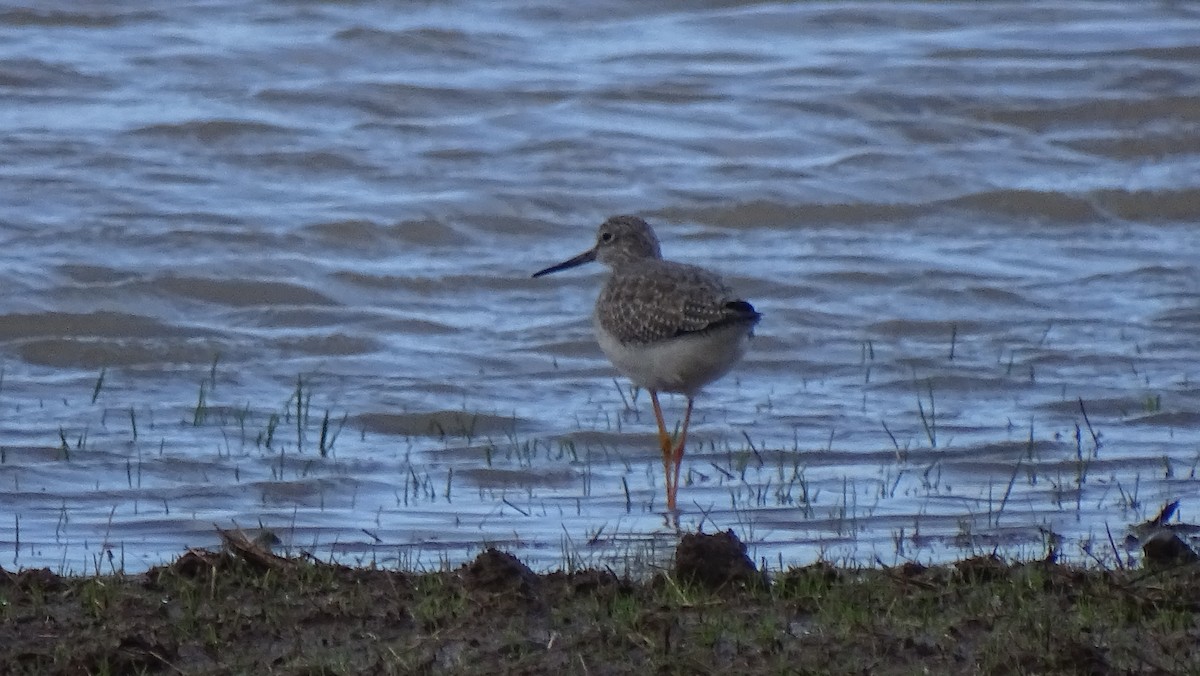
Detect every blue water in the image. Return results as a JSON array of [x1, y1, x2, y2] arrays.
[[1, 1, 1198, 573]]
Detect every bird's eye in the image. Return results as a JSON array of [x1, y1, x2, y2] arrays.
[[600, 231, 614, 243]]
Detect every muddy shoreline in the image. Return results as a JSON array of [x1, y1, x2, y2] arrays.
[[2, 530, 1196, 675]]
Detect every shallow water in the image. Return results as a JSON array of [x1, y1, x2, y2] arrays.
[[1, 1, 1199, 573]]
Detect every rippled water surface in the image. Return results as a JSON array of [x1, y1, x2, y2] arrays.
[[2, 1, 1199, 573]]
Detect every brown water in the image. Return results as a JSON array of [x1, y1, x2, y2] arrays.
[[1, 1, 1198, 573]]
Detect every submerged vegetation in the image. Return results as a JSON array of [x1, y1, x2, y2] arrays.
[[2, 359, 1198, 575]]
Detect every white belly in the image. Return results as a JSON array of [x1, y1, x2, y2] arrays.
[[594, 318, 751, 397]]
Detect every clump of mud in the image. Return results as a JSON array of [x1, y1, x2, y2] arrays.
[[461, 547, 541, 597], [0, 566, 66, 592], [1142, 531, 1200, 567], [673, 529, 763, 590]]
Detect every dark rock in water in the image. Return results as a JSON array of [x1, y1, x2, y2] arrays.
[[673, 529, 762, 590]]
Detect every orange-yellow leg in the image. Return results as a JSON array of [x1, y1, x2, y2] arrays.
[[649, 391, 675, 511], [669, 398, 695, 510]]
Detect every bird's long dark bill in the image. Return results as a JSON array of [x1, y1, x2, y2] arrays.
[[531, 248, 597, 278]]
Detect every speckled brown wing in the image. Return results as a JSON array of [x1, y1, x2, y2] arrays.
[[595, 260, 760, 345]]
